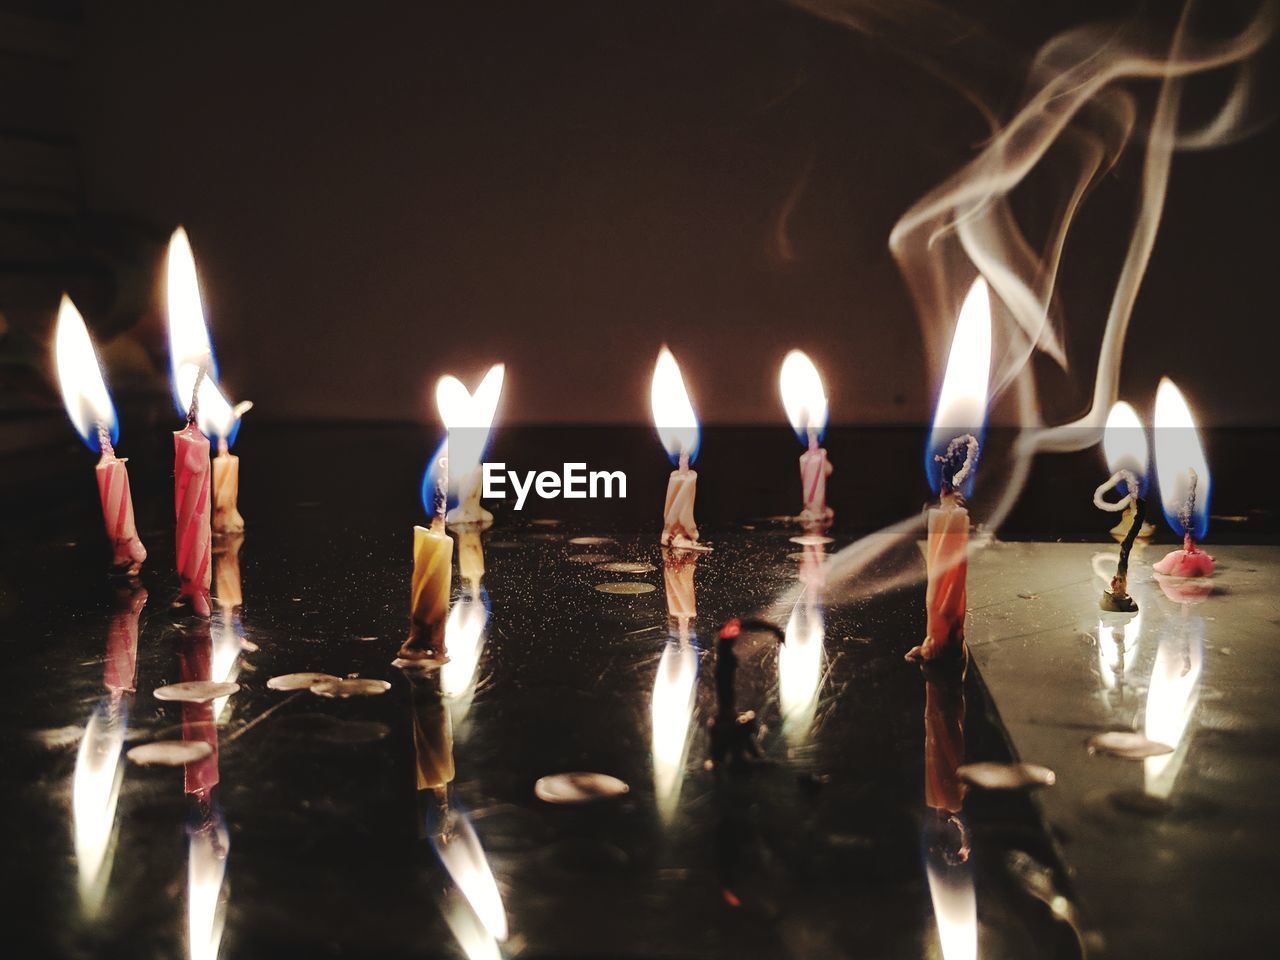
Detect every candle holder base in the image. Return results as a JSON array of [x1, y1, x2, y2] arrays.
[[1100, 589, 1139, 614]]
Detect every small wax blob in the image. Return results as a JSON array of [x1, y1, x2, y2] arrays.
[[957, 762, 1056, 790], [535, 772, 630, 804], [154, 681, 239, 703], [1087, 731, 1173, 759], [127, 741, 214, 766], [310, 678, 391, 698], [594, 582, 656, 595], [1152, 548, 1215, 578], [267, 672, 340, 691]]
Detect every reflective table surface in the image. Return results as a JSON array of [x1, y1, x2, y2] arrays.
[[0, 426, 1089, 959]]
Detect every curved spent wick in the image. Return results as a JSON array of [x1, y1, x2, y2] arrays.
[[937, 434, 979, 494], [1093, 469, 1137, 512]]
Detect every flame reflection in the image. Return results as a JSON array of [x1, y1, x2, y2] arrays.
[[1143, 604, 1204, 798], [778, 595, 824, 746], [73, 585, 146, 915], [652, 638, 697, 822], [440, 589, 489, 737], [187, 803, 230, 960]]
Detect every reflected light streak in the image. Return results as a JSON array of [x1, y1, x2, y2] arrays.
[[187, 807, 229, 960], [925, 853, 978, 960], [1144, 610, 1203, 798], [651, 639, 697, 822], [73, 700, 126, 915], [435, 813, 508, 944], [441, 593, 488, 733], [778, 596, 824, 744]]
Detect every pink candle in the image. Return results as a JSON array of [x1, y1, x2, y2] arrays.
[[913, 494, 969, 662], [798, 440, 833, 524], [175, 419, 213, 617], [96, 436, 147, 577]]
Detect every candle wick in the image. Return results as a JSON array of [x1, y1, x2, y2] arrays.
[[96, 422, 115, 459], [678, 451, 689, 472], [1178, 469, 1198, 539], [807, 429, 818, 452], [1093, 469, 1136, 512], [936, 434, 979, 495], [218, 436, 229, 456], [187, 365, 207, 427]]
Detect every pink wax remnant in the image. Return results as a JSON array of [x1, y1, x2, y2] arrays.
[[1152, 548, 1215, 578]]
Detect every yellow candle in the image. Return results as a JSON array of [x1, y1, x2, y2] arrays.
[[401, 521, 453, 662], [212, 440, 244, 535]]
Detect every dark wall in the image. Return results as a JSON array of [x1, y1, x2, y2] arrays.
[[11, 1, 1280, 427]]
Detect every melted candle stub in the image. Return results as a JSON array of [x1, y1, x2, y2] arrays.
[[535, 772, 631, 804], [267, 672, 341, 691], [309, 678, 392, 698], [1087, 731, 1175, 759], [127, 740, 214, 766], [154, 680, 240, 703]]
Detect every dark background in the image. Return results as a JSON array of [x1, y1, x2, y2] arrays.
[[1, 0, 1277, 444]]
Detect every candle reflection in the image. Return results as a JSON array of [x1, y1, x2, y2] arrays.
[[211, 535, 247, 721], [653, 550, 699, 821], [178, 622, 230, 960], [920, 664, 977, 960], [1091, 551, 1144, 705], [405, 660, 508, 956], [1143, 588, 1204, 799], [73, 585, 146, 915]]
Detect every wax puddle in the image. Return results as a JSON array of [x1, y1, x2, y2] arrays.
[[569, 536, 615, 546], [595, 561, 656, 574], [1086, 731, 1174, 759], [594, 582, 656, 595], [154, 681, 240, 703], [309, 678, 391, 698], [958, 761, 1056, 790], [127, 740, 213, 766], [267, 671, 341, 691], [535, 772, 630, 804], [790, 534, 834, 546], [568, 553, 612, 564]]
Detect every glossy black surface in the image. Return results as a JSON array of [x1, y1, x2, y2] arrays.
[[2, 427, 1103, 958]]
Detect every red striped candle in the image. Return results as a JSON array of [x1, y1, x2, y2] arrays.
[[95, 442, 146, 577], [175, 420, 213, 617]]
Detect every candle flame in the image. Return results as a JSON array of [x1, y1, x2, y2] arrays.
[[167, 227, 247, 443], [73, 700, 125, 914], [1102, 401, 1149, 495], [435, 813, 508, 943], [187, 806, 230, 960], [650, 347, 700, 465], [925, 279, 992, 495], [436, 364, 505, 478], [651, 639, 697, 822], [779, 350, 829, 443], [1153, 378, 1211, 542], [54, 296, 119, 451]]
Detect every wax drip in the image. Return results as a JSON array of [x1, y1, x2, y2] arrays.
[[937, 434, 979, 495], [96, 422, 115, 459]]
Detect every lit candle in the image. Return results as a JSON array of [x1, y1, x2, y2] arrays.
[[53, 296, 147, 577], [1095, 402, 1150, 613], [650, 347, 704, 549], [1152, 378, 1214, 578], [779, 350, 833, 525], [172, 374, 213, 618], [167, 227, 253, 537], [401, 443, 452, 664], [908, 279, 992, 663], [440, 365, 505, 528]]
